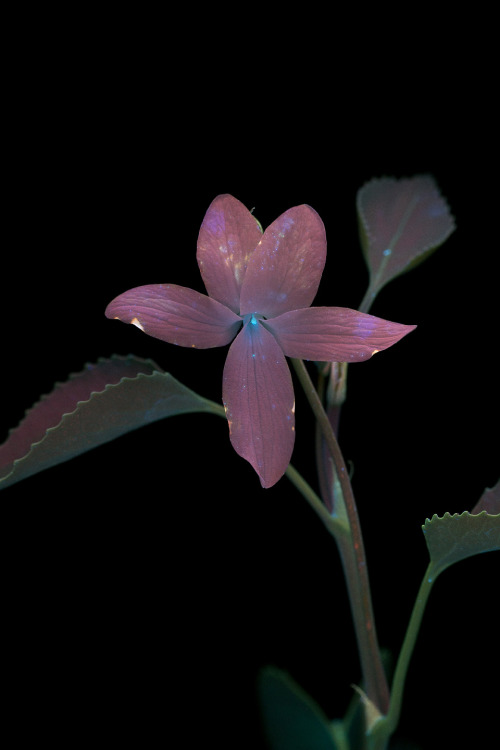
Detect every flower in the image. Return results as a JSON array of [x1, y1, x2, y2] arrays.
[[105, 194, 416, 488]]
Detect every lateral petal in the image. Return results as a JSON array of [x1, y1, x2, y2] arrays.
[[265, 307, 416, 361], [105, 284, 241, 348], [239, 204, 327, 318], [197, 194, 263, 313], [222, 320, 295, 488]]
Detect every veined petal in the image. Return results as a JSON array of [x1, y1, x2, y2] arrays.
[[265, 307, 416, 361], [239, 205, 327, 318], [223, 320, 295, 488], [105, 284, 242, 348], [197, 194, 263, 313]]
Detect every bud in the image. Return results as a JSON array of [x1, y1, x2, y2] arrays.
[[327, 361, 348, 408]]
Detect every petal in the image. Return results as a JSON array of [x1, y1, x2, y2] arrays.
[[222, 321, 295, 488], [105, 284, 241, 348], [197, 194, 263, 313], [239, 204, 327, 318], [265, 307, 416, 361]]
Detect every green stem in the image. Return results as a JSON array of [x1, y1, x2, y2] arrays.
[[384, 564, 435, 733], [291, 358, 390, 716], [358, 284, 377, 315], [285, 463, 349, 539]]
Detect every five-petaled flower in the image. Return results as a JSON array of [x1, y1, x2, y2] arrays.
[[106, 195, 416, 487]]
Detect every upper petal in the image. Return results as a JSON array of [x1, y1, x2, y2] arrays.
[[239, 205, 327, 318], [222, 320, 295, 488], [105, 284, 241, 348], [265, 307, 416, 361], [197, 194, 263, 313]]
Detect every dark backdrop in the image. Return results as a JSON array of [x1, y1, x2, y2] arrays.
[[2, 16, 498, 750]]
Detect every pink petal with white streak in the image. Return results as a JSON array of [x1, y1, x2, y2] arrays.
[[197, 194, 263, 313], [265, 307, 416, 361], [222, 319, 295, 488], [239, 205, 327, 318], [105, 284, 241, 348]]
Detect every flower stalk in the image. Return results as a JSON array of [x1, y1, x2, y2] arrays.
[[291, 357, 390, 716]]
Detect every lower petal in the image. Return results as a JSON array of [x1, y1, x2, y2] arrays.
[[222, 322, 295, 488]]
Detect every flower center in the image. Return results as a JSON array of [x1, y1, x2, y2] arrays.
[[243, 313, 265, 327]]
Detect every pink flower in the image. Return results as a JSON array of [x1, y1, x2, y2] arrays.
[[106, 195, 415, 487]]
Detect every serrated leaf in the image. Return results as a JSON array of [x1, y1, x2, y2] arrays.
[[357, 175, 455, 302], [0, 355, 223, 491], [258, 667, 340, 750], [471, 479, 500, 515], [422, 511, 500, 580]]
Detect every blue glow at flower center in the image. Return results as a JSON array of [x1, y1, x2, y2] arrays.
[[243, 313, 265, 327]]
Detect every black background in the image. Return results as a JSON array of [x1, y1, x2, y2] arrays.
[[2, 11, 498, 750]]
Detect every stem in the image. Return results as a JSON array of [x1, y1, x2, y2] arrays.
[[291, 358, 390, 715], [384, 565, 435, 733], [285, 463, 349, 538], [358, 285, 377, 315]]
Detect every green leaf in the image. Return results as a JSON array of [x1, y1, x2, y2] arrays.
[[422, 510, 500, 581], [258, 667, 341, 750], [357, 175, 455, 305], [0, 355, 224, 491]]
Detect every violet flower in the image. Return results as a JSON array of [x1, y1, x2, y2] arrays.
[[106, 195, 416, 488]]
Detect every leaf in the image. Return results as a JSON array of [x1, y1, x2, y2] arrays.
[[357, 175, 455, 301], [471, 479, 500, 515], [258, 667, 340, 750], [422, 510, 500, 581], [0, 355, 224, 491]]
